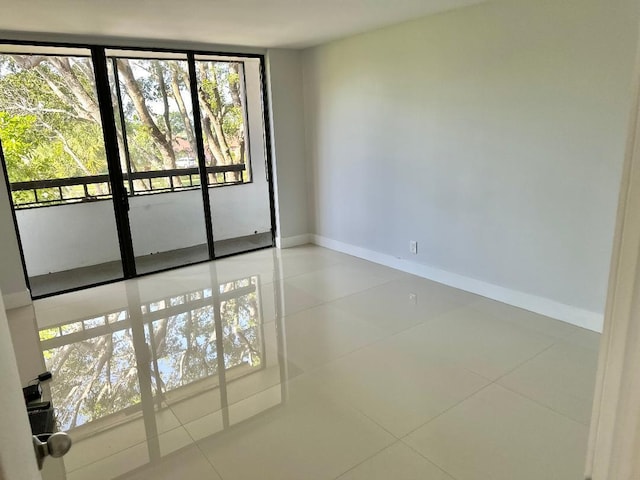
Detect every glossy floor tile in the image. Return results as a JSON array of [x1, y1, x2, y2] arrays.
[[336, 442, 454, 480], [405, 384, 590, 480], [115, 444, 222, 480], [468, 297, 583, 339], [329, 275, 477, 334], [302, 338, 490, 437], [386, 307, 558, 380], [5, 245, 600, 480], [285, 261, 406, 302], [281, 304, 388, 371], [195, 388, 395, 480], [497, 339, 599, 424], [66, 426, 198, 480], [62, 407, 182, 472]]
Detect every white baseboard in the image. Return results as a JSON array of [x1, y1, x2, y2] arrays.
[[2, 290, 32, 310], [276, 234, 311, 249], [312, 234, 603, 332]]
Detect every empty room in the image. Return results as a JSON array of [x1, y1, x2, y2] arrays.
[[1, 0, 640, 479]]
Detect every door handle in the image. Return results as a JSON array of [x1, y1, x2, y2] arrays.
[[32, 432, 72, 470]]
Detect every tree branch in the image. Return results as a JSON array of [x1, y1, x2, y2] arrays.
[[117, 59, 177, 170]]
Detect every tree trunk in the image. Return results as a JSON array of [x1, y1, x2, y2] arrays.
[[201, 115, 226, 166], [49, 57, 102, 124], [116, 59, 177, 170], [196, 63, 234, 166], [170, 65, 197, 156], [154, 61, 173, 141]]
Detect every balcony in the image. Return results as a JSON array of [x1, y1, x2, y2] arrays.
[[10, 165, 247, 209], [12, 165, 273, 297]]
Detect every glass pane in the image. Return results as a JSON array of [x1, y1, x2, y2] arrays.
[[195, 57, 273, 256], [0, 48, 123, 295], [194, 60, 250, 184], [107, 53, 209, 274]]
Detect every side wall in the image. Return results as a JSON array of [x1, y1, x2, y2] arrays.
[[0, 173, 29, 308], [303, 0, 640, 331], [266, 49, 309, 247]]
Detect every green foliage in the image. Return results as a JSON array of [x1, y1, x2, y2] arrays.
[[0, 55, 108, 200], [0, 53, 249, 206], [0, 112, 41, 181]]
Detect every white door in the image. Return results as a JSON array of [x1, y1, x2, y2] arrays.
[[585, 30, 640, 480], [0, 291, 42, 480]]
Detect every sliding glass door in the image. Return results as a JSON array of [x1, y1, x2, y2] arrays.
[[194, 56, 273, 256], [0, 43, 275, 298], [0, 45, 124, 296], [107, 50, 210, 275]]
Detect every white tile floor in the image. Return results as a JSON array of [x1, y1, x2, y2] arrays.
[[10, 245, 600, 480]]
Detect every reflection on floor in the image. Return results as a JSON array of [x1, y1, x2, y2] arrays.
[[16, 245, 599, 480], [29, 232, 273, 297]]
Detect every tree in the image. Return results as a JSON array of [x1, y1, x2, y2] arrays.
[[0, 56, 107, 180], [196, 61, 248, 182], [0, 51, 250, 207]]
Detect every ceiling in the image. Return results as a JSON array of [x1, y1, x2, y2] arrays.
[[0, 0, 488, 49]]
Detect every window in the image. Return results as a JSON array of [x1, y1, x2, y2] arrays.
[[0, 48, 112, 207], [0, 46, 254, 208], [195, 59, 251, 184]]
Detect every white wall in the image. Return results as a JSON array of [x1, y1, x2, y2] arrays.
[[17, 181, 272, 277], [0, 175, 30, 307], [16, 200, 121, 276], [266, 49, 309, 245], [303, 0, 640, 329]]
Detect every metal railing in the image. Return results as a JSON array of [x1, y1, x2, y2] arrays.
[[10, 164, 246, 208]]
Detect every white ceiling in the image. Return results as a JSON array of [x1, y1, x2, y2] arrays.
[[0, 0, 488, 49]]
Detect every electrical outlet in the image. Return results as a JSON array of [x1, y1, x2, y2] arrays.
[[409, 240, 418, 255], [409, 293, 418, 304]]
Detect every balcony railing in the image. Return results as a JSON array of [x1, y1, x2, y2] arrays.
[[10, 164, 246, 208]]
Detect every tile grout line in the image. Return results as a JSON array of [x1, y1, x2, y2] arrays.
[[482, 339, 593, 426], [395, 351, 591, 480], [278, 291, 492, 381], [327, 386, 468, 480], [395, 381, 531, 479], [178, 407, 227, 480], [63, 422, 189, 475], [329, 441, 398, 480], [490, 340, 559, 384], [489, 382, 592, 427], [282, 273, 405, 308], [193, 441, 226, 480], [400, 439, 462, 480], [399, 381, 495, 439]]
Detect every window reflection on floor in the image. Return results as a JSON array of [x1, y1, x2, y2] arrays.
[[39, 308, 137, 431], [38, 275, 277, 437]]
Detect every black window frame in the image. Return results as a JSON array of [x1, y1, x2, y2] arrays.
[[0, 38, 278, 299], [0, 44, 258, 209]]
